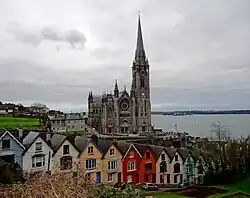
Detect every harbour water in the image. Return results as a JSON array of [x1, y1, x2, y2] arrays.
[[151, 114, 250, 138]]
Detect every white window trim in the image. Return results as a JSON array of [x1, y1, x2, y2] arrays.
[[110, 148, 115, 156], [32, 156, 45, 168], [128, 161, 136, 171], [108, 160, 117, 170]]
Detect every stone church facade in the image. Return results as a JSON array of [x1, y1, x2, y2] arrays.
[[88, 16, 152, 135]]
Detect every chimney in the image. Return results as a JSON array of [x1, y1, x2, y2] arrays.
[[18, 128, 23, 140], [46, 128, 51, 142]]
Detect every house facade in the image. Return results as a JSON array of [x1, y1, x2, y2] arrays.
[[155, 148, 171, 184], [51, 135, 80, 173], [138, 146, 156, 183], [0, 131, 25, 168], [50, 114, 87, 133], [183, 152, 196, 184], [22, 132, 53, 173], [169, 150, 184, 184], [78, 141, 103, 184], [102, 143, 123, 184], [122, 144, 141, 184]]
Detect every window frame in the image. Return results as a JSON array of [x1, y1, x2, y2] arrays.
[[88, 146, 93, 155], [2, 139, 10, 149], [35, 142, 42, 152], [110, 148, 115, 156], [63, 145, 70, 155]]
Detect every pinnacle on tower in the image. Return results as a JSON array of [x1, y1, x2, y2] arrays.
[[114, 79, 119, 98]]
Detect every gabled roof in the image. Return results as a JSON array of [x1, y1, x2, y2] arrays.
[[116, 141, 131, 155], [149, 145, 165, 159], [50, 134, 80, 156], [74, 136, 90, 153], [0, 131, 25, 150], [101, 141, 123, 159], [178, 147, 194, 163], [97, 139, 112, 156], [22, 131, 52, 154], [165, 147, 177, 160], [133, 143, 147, 156], [122, 143, 142, 160]]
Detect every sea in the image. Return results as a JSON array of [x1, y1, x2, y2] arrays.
[[151, 114, 250, 138]]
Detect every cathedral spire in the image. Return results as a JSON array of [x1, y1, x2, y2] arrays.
[[114, 79, 119, 98], [136, 13, 145, 56]]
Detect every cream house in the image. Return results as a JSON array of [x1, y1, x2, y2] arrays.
[[50, 134, 80, 173], [101, 142, 123, 184]]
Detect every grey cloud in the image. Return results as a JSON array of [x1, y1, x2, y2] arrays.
[[7, 22, 86, 50]]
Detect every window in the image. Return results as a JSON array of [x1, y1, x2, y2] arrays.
[[110, 148, 115, 156], [161, 154, 165, 161], [60, 156, 72, 170], [145, 174, 149, 182], [108, 173, 113, 182], [2, 139, 10, 149], [160, 161, 167, 173], [108, 128, 112, 134], [129, 150, 134, 157], [108, 160, 117, 170], [174, 163, 180, 173], [180, 174, 183, 184], [121, 127, 128, 133], [32, 155, 45, 168], [174, 175, 178, 183], [127, 175, 132, 183], [63, 145, 69, 155], [35, 142, 42, 152], [140, 76, 144, 87], [142, 126, 146, 132], [85, 159, 96, 170], [88, 146, 93, 154], [146, 151, 150, 159], [197, 165, 203, 174], [145, 163, 152, 171], [175, 155, 178, 161], [128, 161, 136, 171]]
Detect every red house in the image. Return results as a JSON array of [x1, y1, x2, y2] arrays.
[[121, 144, 142, 184], [134, 144, 157, 183]]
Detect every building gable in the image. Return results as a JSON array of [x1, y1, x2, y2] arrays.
[[81, 141, 102, 159], [24, 136, 53, 155], [156, 149, 170, 164], [0, 131, 25, 150], [122, 144, 142, 160], [102, 143, 123, 159], [53, 139, 79, 157]]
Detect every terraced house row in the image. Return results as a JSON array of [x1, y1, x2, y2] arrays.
[[0, 130, 214, 185]]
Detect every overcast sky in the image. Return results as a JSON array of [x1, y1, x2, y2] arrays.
[[0, 0, 250, 112]]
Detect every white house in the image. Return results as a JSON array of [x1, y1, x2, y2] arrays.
[[50, 134, 80, 173], [168, 148, 184, 184], [22, 132, 53, 173]]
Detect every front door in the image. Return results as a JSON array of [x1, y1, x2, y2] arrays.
[[96, 172, 101, 184], [167, 174, 170, 183], [118, 172, 121, 183], [136, 173, 139, 184]]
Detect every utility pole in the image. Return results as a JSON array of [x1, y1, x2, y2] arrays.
[[47, 151, 51, 173]]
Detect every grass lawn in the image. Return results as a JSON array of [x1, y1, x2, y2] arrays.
[[0, 115, 40, 130], [144, 191, 186, 198], [209, 177, 250, 197]]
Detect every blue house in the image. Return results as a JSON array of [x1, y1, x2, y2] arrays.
[[0, 131, 25, 168]]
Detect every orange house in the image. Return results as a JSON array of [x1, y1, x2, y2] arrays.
[[134, 144, 157, 183]]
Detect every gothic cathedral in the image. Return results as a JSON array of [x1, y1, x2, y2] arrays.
[[88, 15, 152, 135]]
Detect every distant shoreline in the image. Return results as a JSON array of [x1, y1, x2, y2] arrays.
[[151, 110, 250, 116]]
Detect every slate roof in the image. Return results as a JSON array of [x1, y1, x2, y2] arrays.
[[133, 143, 148, 156], [0, 104, 15, 110], [178, 147, 190, 161], [74, 136, 90, 152], [165, 147, 177, 160], [50, 134, 67, 151], [149, 145, 165, 159], [116, 141, 131, 155], [97, 139, 112, 155], [22, 131, 40, 147]]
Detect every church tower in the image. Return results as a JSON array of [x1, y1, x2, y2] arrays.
[[131, 14, 152, 134]]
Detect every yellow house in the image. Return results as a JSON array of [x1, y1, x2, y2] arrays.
[[102, 142, 123, 184], [75, 135, 111, 184]]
